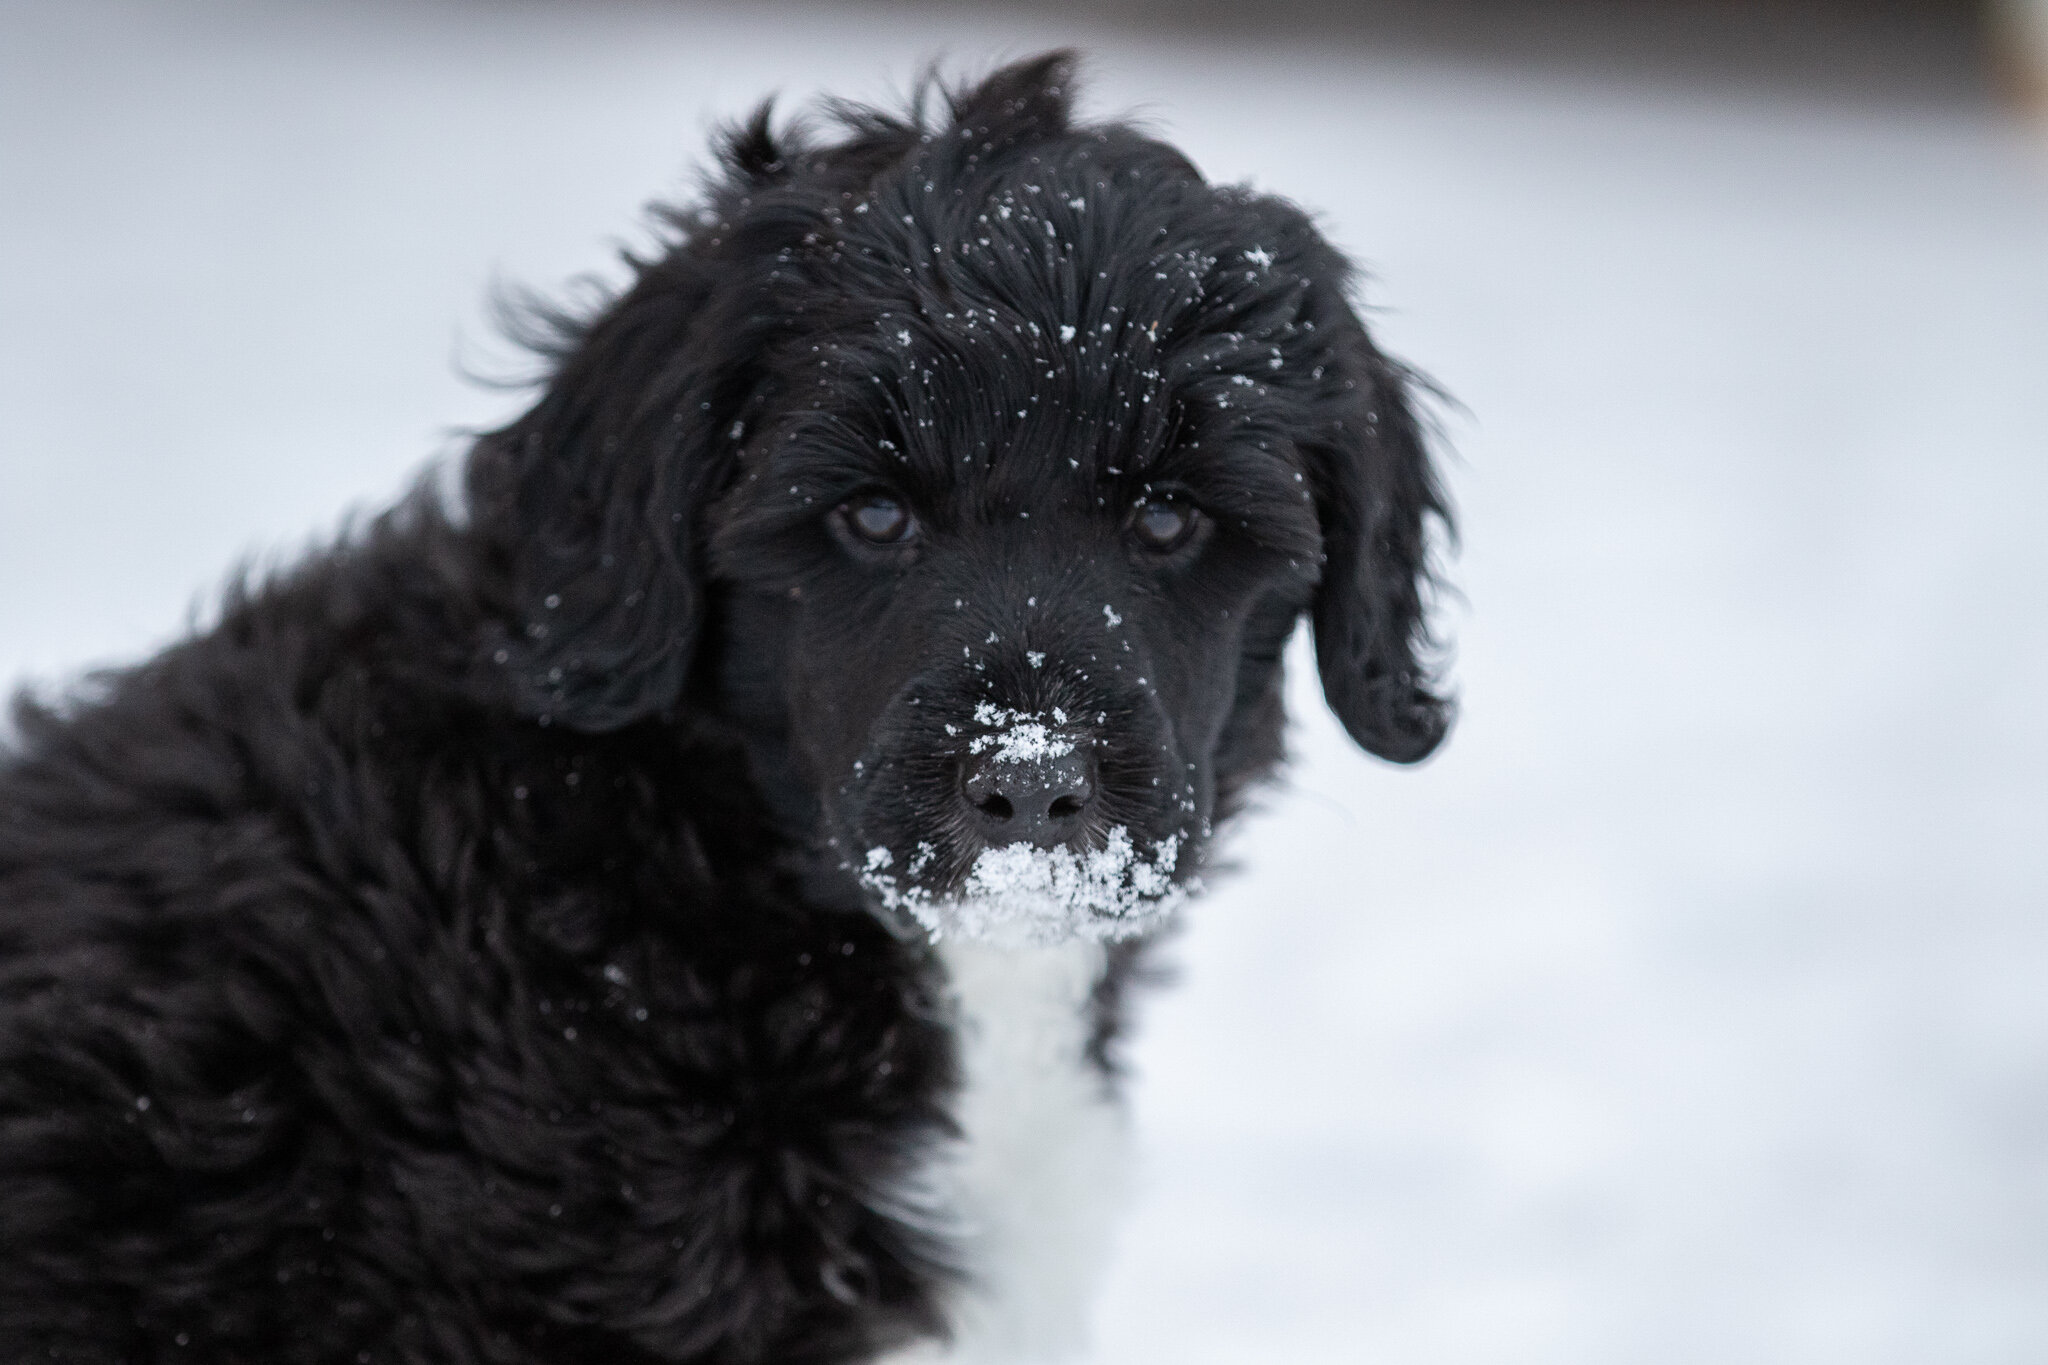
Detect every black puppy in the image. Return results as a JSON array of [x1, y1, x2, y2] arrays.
[[0, 53, 1449, 1364]]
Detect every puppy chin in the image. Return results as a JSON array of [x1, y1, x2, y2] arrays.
[[852, 825, 1195, 948]]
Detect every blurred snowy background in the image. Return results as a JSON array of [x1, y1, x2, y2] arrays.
[[4, 1, 2046, 1361]]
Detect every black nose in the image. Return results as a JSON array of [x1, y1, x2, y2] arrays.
[[961, 748, 1096, 849]]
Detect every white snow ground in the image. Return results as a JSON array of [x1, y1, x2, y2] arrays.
[[4, 2, 2046, 1361]]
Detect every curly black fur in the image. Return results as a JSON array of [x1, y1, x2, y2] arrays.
[[0, 53, 1451, 1364]]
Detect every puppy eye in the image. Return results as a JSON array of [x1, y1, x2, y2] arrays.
[[840, 493, 917, 545], [1129, 496, 1199, 552]]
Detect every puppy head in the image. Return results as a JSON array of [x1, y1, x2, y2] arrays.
[[471, 54, 1453, 945]]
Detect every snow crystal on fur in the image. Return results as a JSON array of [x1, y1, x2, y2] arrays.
[[861, 827, 1184, 947], [967, 703, 1076, 764]]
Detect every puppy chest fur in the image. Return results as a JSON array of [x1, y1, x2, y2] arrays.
[[886, 941, 1132, 1365]]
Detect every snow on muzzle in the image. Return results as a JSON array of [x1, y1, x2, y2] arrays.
[[857, 703, 1194, 946]]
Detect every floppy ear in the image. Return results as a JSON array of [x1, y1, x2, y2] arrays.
[[466, 114, 791, 731], [1304, 311, 1456, 764]]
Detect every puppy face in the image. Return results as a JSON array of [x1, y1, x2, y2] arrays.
[[473, 55, 1452, 944], [707, 186, 1336, 943]]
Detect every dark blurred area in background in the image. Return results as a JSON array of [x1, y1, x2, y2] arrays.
[[896, 0, 2042, 110]]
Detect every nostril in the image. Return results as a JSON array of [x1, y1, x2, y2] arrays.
[[975, 793, 1015, 822], [1047, 793, 1086, 821]]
